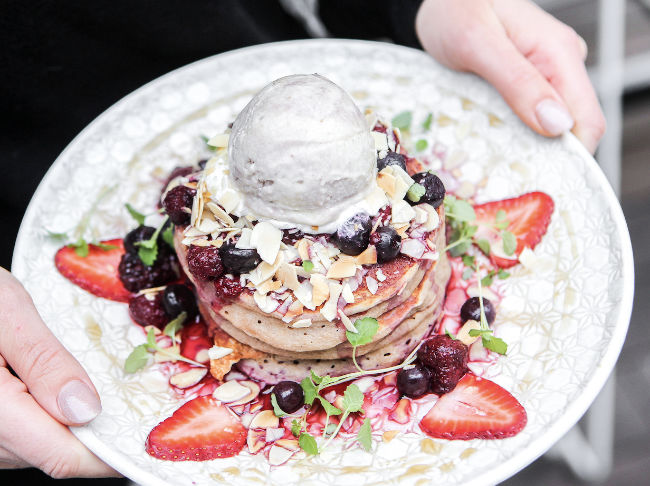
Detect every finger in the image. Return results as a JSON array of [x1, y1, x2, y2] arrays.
[[0, 367, 120, 479], [0, 446, 29, 469], [0, 269, 101, 425]]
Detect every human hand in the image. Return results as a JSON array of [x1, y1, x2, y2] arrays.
[[416, 0, 605, 154], [0, 269, 118, 478]]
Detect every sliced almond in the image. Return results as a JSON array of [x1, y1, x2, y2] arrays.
[[321, 282, 342, 322], [248, 252, 283, 285], [195, 348, 211, 364], [341, 283, 355, 304], [253, 291, 279, 313], [250, 222, 282, 265], [275, 439, 300, 451], [338, 310, 357, 333], [228, 380, 261, 406], [206, 202, 235, 226], [268, 444, 295, 466], [197, 218, 222, 234], [250, 410, 280, 429], [247, 428, 266, 454], [169, 368, 207, 389], [296, 238, 311, 261], [276, 263, 300, 291], [326, 259, 357, 279], [143, 325, 162, 335], [291, 318, 312, 328], [265, 427, 285, 443], [376, 269, 387, 282], [391, 200, 416, 225], [421, 204, 440, 231], [217, 188, 241, 214], [293, 280, 315, 310], [400, 238, 426, 259], [383, 430, 400, 443], [356, 245, 377, 265], [154, 344, 180, 363], [256, 279, 282, 296], [366, 276, 379, 295], [213, 380, 251, 403], [377, 171, 397, 197], [236, 228, 253, 249], [310, 274, 330, 307], [284, 299, 305, 320], [364, 185, 389, 215], [207, 133, 230, 148], [456, 319, 481, 346], [208, 346, 233, 360]]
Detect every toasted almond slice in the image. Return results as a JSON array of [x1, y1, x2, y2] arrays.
[[400, 238, 426, 259], [338, 310, 357, 333], [254, 291, 279, 313], [326, 259, 357, 279], [248, 253, 283, 286], [250, 410, 280, 429], [236, 228, 253, 249], [154, 344, 180, 363], [356, 245, 377, 265], [293, 281, 315, 310], [376, 269, 387, 282], [247, 428, 266, 454], [296, 238, 311, 261], [276, 263, 300, 291], [391, 200, 416, 225], [213, 380, 251, 403], [284, 299, 305, 320], [228, 380, 261, 406], [275, 439, 300, 451], [206, 201, 235, 226], [170, 368, 207, 389], [195, 348, 211, 364], [291, 318, 312, 328], [341, 283, 355, 304], [256, 279, 282, 296], [365, 185, 389, 215], [321, 282, 342, 322], [250, 222, 282, 265], [268, 444, 295, 466], [366, 276, 379, 295], [197, 218, 222, 234], [456, 319, 482, 346], [310, 274, 330, 307], [208, 346, 233, 360], [207, 133, 230, 148], [266, 427, 285, 443], [383, 430, 400, 443], [377, 171, 397, 197]]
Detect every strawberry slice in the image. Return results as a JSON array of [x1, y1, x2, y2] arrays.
[[419, 373, 526, 440], [54, 239, 131, 302], [473, 191, 554, 268], [146, 396, 246, 461]]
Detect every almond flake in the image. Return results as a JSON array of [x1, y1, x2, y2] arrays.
[[371, 131, 389, 152], [291, 318, 312, 328], [208, 133, 230, 148], [377, 170, 397, 197], [206, 202, 235, 226], [376, 269, 387, 282], [250, 410, 280, 429], [276, 263, 300, 291], [400, 239, 426, 259], [391, 200, 416, 225], [228, 381, 261, 406], [284, 299, 304, 320], [338, 310, 357, 333], [364, 185, 389, 215], [236, 228, 253, 249], [366, 276, 379, 295], [341, 283, 355, 303], [326, 259, 357, 279], [276, 439, 300, 451], [266, 428, 285, 443], [250, 221, 282, 264], [254, 291, 279, 313], [296, 238, 311, 261], [154, 344, 180, 363], [456, 319, 481, 346], [256, 279, 282, 296], [321, 282, 342, 322], [170, 368, 207, 389], [312, 242, 332, 270], [247, 428, 266, 454], [195, 348, 210, 364], [268, 445, 295, 466], [248, 252, 283, 285], [421, 204, 440, 231], [310, 274, 330, 307], [356, 245, 377, 265], [197, 218, 222, 234], [413, 205, 429, 225], [208, 346, 233, 360], [213, 380, 251, 403]]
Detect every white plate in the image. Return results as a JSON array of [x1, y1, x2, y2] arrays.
[[12, 40, 634, 486]]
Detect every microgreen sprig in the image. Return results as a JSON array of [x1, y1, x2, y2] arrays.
[[467, 266, 508, 355]]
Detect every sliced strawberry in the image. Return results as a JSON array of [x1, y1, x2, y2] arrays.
[[54, 239, 131, 302], [473, 191, 554, 268], [419, 373, 526, 440], [146, 396, 246, 461], [180, 319, 212, 363]]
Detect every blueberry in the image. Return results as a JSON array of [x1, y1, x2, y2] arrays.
[[396, 364, 430, 398], [163, 284, 198, 320], [460, 297, 496, 326], [408, 172, 445, 208], [272, 381, 305, 414], [218, 243, 262, 274], [370, 226, 401, 263], [377, 151, 407, 172], [334, 212, 372, 256]]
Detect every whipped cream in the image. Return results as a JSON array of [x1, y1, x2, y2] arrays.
[[206, 74, 384, 234]]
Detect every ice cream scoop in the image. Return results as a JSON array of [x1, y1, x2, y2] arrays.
[[227, 74, 380, 233]]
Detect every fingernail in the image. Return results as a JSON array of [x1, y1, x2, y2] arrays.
[[535, 99, 574, 135], [58, 380, 101, 424]]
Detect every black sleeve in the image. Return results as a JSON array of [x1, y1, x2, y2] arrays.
[[318, 0, 424, 48]]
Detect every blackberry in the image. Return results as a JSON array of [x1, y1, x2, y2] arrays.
[[128, 292, 168, 329], [162, 185, 196, 225], [186, 245, 224, 280], [118, 252, 178, 293]]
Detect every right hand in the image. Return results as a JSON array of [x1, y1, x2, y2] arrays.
[[0, 268, 119, 478]]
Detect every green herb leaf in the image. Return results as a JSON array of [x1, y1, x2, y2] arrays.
[[69, 238, 89, 257], [422, 112, 433, 131], [501, 230, 517, 256], [357, 417, 372, 451], [481, 273, 494, 287], [461, 267, 474, 280], [469, 329, 493, 337], [162, 224, 174, 247], [461, 254, 476, 268], [391, 111, 412, 131], [124, 344, 150, 373], [163, 311, 187, 339], [291, 419, 302, 437], [323, 423, 337, 436], [497, 269, 510, 280], [448, 239, 472, 257], [301, 377, 318, 405], [342, 384, 364, 413], [271, 392, 288, 417], [125, 203, 146, 226], [302, 260, 314, 273], [46, 230, 68, 240], [299, 433, 319, 455], [310, 370, 323, 385], [406, 182, 426, 203], [346, 317, 379, 347], [138, 245, 158, 267], [482, 335, 508, 355], [475, 238, 491, 255], [445, 328, 456, 339], [449, 199, 476, 222], [317, 396, 342, 416], [415, 139, 428, 152], [146, 327, 157, 349]]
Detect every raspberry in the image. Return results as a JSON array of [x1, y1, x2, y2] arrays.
[[118, 252, 178, 293], [128, 292, 169, 329], [187, 245, 224, 281], [214, 276, 244, 298], [162, 185, 196, 225], [417, 335, 468, 395]]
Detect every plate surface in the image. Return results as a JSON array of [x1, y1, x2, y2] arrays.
[[12, 40, 634, 486]]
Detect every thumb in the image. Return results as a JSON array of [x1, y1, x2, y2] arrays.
[[0, 269, 102, 425]]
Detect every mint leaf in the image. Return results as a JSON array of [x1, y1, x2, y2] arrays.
[[346, 317, 379, 347], [445, 328, 456, 339], [449, 239, 471, 257], [125, 203, 146, 226], [461, 267, 474, 280], [69, 238, 89, 257], [406, 182, 426, 203], [482, 335, 508, 355], [497, 269, 510, 280], [475, 238, 491, 255], [317, 397, 342, 416], [501, 230, 517, 256], [422, 112, 433, 131], [450, 199, 476, 222], [342, 384, 364, 413], [481, 273, 494, 287], [469, 329, 493, 337], [302, 260, 314, 273], [323, 423, 337, 436], [299, 433, 319, 455], [146, 327, 157, 349], [415, 139, 428, 152], [271, 392, 288, 417], [163, 311, 187, 339], [461, 254, 475, 268], [310, 370, 323, 385], [291, 419, 302, 437], [162, 224, 174, 247], [138, 245, 158, 266], [124, 344, 150, 373], [391, 111, 412, 131], [301, 377, 318, 405], [94, 242, 118, 251], [357, 417, 372, 451]]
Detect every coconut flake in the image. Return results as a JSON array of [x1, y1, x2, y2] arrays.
[[291, 318, 312, 328], [321, 282, 343, 321], [400, 239, 426, 259], [366, 276, 379, 295], [341, 283, 355, 303], [250, 221, 282, 264]]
